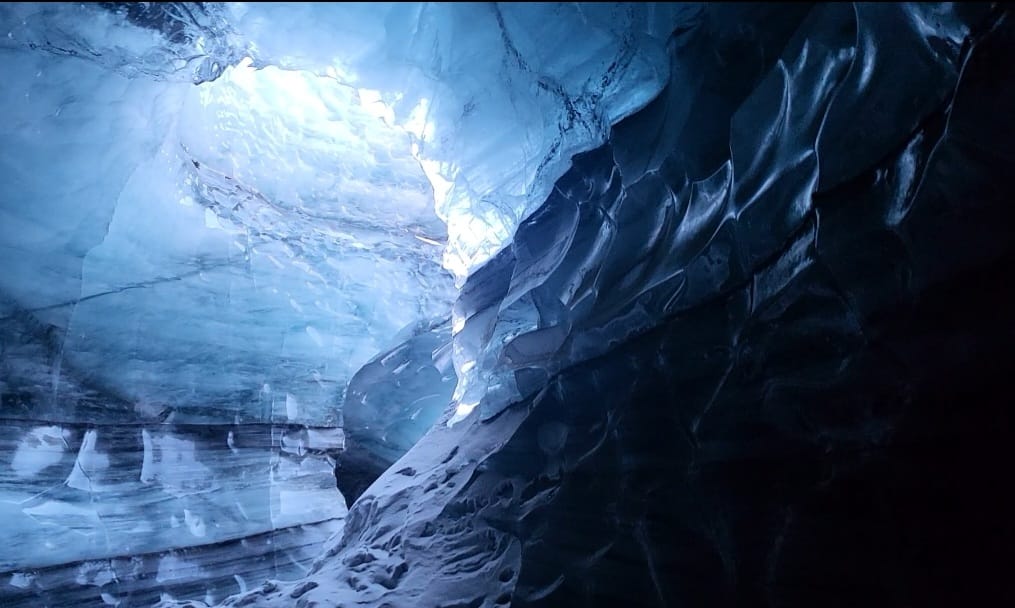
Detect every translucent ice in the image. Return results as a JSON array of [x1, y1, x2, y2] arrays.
[[7, 3, 1008, 607]]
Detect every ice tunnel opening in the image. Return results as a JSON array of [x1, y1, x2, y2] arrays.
[[3, 1, 1014, 605], [0, 9, 466, 595], [84, 51, 464, 504], [179, 60, 478, 502], [0, 3, 813, 605]]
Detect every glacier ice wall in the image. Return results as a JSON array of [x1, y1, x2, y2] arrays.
[[3, 2, 1015, 607], [218, 2, 691, 278], [172, 3, 1015, 608], [0, 2, 686, 605], [0, 2, 446, 603]]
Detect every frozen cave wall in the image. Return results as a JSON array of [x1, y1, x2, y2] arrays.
[[0, 2, 686, 605], [2, 2, 1015, 607], [167, 3, 1015, 608]]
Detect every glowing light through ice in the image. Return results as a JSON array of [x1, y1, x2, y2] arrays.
[[449, 400, 479, 425]]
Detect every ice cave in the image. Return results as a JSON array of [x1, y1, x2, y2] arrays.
[[1, 2, 1013, 606]]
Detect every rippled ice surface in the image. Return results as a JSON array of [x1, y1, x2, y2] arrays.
[[0, 3, 678, 604], [31, 3, 1004, 607]]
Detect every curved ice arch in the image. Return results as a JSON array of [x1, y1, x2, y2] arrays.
[[183, 4, 1012, 607], [225, 2, 689, 279]]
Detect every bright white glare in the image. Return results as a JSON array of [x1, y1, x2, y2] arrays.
[[167, 53, 457, 390], [356, 88, 396, 125], [182, 56, 441, 235], [414, 234, 443, 247], [449, 400, 479, 425], [351, 90, 478, 284]]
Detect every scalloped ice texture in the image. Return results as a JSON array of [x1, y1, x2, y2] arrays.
[[143, 3, 1013, 608], [6, 2, 1011, 607], [0, 2, 688, 605]]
